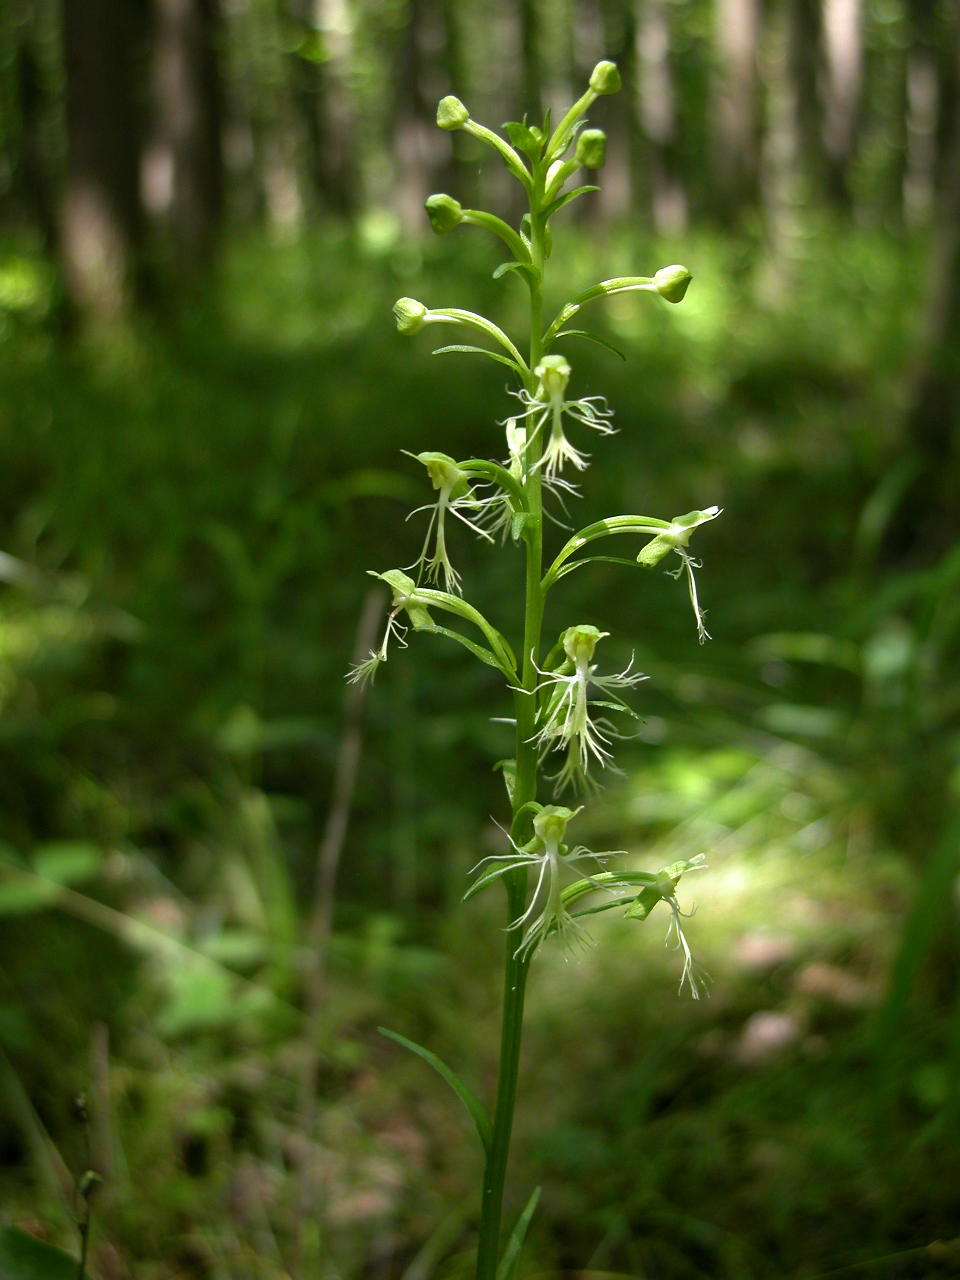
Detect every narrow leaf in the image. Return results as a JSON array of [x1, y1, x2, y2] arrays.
[[418, 623, 505, 674], [496, 1186, 541, 1280], [379, 1027, 492, 1155], [554, 328, 626, 360], [432, 345, 523, 374], [542, 185, 599, 220], [492, 261, 538, 285]]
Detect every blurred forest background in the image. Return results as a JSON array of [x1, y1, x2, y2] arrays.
[[1, 0, 959, 1277]]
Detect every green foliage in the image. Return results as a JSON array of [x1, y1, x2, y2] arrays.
[[0, 198, 956, 1275], [0, 1227, 86, 1280]]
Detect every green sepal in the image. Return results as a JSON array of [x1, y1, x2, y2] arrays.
[[554, 328, 626, 361], [496, 1186, 542, 1280], [379, 1027, 492, 1155], [432, 345, 525, 375], [542, 184, 599, 220]]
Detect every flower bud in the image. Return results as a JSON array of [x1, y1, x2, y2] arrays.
[[652, 264, 692, 304], [575, 128, 607, 169], [561, 623, 609, 666], [589, 61, 621, 95], [436, 95, 470, 130], [393, 296, 428, 335], [534, 353, 571, 400], [425, 193, 464, 234]]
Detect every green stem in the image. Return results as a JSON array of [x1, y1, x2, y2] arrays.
[[475, 175, 548, 1280]]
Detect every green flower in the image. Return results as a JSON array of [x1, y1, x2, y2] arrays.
[[512, 355, 615, 479], [346, 570, 432, 686], [405, 452, 495, 595], [468, 805, 625, 958], [637, 507, 722, 643], [529, 625, 647, 793]]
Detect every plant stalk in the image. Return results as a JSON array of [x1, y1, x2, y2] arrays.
[[475, 192, 548, 1280]]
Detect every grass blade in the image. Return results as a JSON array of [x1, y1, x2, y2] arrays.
[[496, 1185, 541, 1280], [379, 1026, 492, 1155]]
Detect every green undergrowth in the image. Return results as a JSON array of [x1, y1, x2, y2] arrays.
[[0, 223, 957, 1277]]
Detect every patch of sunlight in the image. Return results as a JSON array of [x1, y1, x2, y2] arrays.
[[0, 254, 54, 317], [531, 734, 902, 1015]]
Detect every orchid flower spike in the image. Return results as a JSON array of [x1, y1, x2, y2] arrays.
[[468, 805, 625, 958], [346, 569, 433, 686], [510, 355, 615, 479], [404, 451, 495, 594], [530, 624, 647, 794]]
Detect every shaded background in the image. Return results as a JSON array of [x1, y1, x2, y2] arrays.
[[1, 0, 959, 1276]]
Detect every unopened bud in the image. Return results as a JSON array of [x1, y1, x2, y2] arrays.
[[393, 296, 428, 335], [589, 61, 621, 95], [437, 95, 469, 130], [425, 193, 464, 234], [575, 128, 607, 169], [652, 264, 692, 304]]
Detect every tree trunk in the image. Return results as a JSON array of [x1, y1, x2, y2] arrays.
[[519, 0, 543, 123], [821, 0, 863, 207], [787, 0, 827, 207], [711, 0, 762, 221], [13, 33, 57, 249], [145, 0, 224, 272], [889, 12, 960, 559], [390, 0, 446, 233], [635, 0, 687, 232], [903, 7, 938, 227], [60, 0, 149, 322]]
